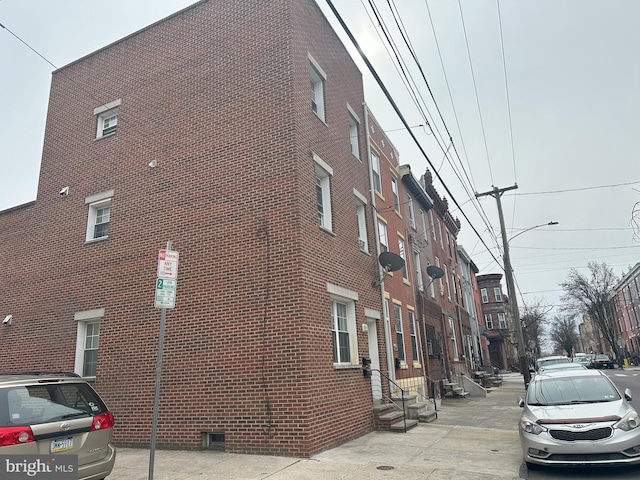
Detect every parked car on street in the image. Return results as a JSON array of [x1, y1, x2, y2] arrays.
[[518, 368, 640, 468], [534, 356, 571, 372], [592, 354, 615, 369], [0, 372, 116, 480], [573, 354, 594, 368], [537, 362, 587, 373]]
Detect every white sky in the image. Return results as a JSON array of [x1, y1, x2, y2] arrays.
[[1, 0, 639, 318]]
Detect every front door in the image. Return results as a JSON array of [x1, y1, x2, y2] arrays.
[[367, 318, 382, 401]]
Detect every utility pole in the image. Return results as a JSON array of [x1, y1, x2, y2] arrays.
[[476, 185, 531, 388]]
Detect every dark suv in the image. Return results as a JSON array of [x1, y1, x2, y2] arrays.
[[0, 372, 115, 479]]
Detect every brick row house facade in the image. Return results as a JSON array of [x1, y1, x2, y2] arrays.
[[0, 0, 488, 456], [611, 263, 640, 361]]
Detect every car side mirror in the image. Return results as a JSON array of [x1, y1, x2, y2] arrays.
[[625, 388, 633, 402], [518, 398, 525, 408]]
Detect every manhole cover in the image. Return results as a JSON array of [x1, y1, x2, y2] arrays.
[[377, 465, 395, 471]]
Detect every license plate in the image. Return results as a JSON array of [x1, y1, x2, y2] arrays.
[[51, 437, 73, 453]]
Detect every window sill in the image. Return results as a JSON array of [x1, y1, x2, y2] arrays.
[[94, 132, 116, 141], [312, 111, 328, 127], [319, 226, 335, 236], [412, 362, 421, 368], [333, 364, 361, 370], [85, 236, 109, 245]]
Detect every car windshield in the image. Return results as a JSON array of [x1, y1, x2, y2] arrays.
[[596, 355, 610, 361], [527, 376, 620, 406]]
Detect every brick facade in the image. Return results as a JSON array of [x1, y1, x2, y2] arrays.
[[0, 0, 390, 457]]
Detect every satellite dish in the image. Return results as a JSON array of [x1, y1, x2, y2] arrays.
[[426, 265, 444, 280], [378, 251, 405, 273]]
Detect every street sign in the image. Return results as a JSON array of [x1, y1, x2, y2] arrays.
[[154, 278, 176, 309], [157, 249, 179, 279]]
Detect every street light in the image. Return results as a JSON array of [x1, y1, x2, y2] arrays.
[[509, 221, 559, 243]]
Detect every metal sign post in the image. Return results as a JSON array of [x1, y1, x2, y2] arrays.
[[149, 241, 178, 480]]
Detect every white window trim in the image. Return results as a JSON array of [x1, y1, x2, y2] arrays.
[[394, 303, 405, 362], [391, 176, 400, 212], [85, 190, 113, 242], [494, 287, 503, 302], [430, 210, 436, 240], [481, 288, 489, 303], [378, 218, 388, 252], [309, 53, 327, 123], [371, 150, 382, 194], [449, 317, 459, 361], [398, 236, 407, 280], [414, 252, 423, 292], [407, 195, 415, 228], [327, 283, 358, 367], [354, 188, 369, 252], [314, 153, 333, 232], [347, 104, 360, 158], [94, 99, 121, 139], [74, 308, 105, 378], [485, 314, 493, 329], [498, 312, 507, 329], [409, 309, 418, 362]]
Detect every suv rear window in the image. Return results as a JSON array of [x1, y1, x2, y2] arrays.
[[0, 383, 108, 427]]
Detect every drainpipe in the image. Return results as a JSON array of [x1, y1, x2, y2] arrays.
[[363, 102, 395, 385]]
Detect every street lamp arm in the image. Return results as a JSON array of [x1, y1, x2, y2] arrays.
[[508, 221, 558, 243]]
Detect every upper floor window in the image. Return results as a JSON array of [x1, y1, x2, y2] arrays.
[[437, 219, 444, 247], [378, 220, 388, 252], [398, 237, 407, 280], [481, 288, 489, 303], [394, 304, 405, 361], [498, 312, 507, 329], [391, 177, 400, 212], [348, 106, 360, 157], [407, 195, 415, 228], [94, 99, 121, 139], [420, 209, 427, 240], [414, 252, 423, 292], [85, 190, 114, 242], [409, 310, 418, 362], [436, 257, 444, 295], [485, 314, 493, 329], [429, 210, 436, 240], [309, 54, 327, 122], [314, 154, 333, 232], [444, 264, 451, 299], [355, 190, 368, 252], [494, 287, 502, 302], [371, 150, 382, 194]]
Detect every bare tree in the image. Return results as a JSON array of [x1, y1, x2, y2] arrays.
[[520, 298, 552, 359], [548, 315, 579, 357], [560, 262, 620, 361]]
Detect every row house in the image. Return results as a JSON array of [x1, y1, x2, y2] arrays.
[[612, 263, 640, 359], [0, 0, 394, 457], [476, 273, 516, 370], [457, 245, 490, 370]]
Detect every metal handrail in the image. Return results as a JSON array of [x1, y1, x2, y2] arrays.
[[370, 369, 407, 432]]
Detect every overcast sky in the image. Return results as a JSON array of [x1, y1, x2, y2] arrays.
[[2, 0, 639, 319]]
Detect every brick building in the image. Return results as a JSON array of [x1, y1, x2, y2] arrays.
[[476, 273, 516, 370], [0, 0, 397, 456]]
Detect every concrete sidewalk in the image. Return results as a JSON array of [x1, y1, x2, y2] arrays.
[[108, 373, 528, 479]]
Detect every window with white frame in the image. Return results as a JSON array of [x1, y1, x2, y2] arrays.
[[74, 308, 104, 377], [398, 237, 407, 279], [494, 287, 502, 302], [429, 262, 436, 298], [498, 312, 507, 329], [394, 304, 405, 361], [449, 317, 459, 361], [436, 257, 444, 295], [485, 314, 493, 329], [371, 150, 382, 194], [309, 54, 326, 122], [481, 288, 489, 303], [378, 220, 388, 252], [348, 107, 360, 157], [429, 210, 436, 240], [391, 177, 400, 212], [421, 210, 428, 241], [438, 219, 444, 247], [328, 283, 358, 366], [444, 264, 451, 299], [355, 190, 368, 252], [85, 190, 113, 242], [94, 99, 121, 139], [414, 252, 423, 291], [407, 195, 415, 228], [409, 310, 418, 362], [314, 154, 333, 231]]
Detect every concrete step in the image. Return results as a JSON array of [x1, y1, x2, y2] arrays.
[[418, 410, 437, 423], [407, 401, 429, 419], [390, 419, 419, 432]]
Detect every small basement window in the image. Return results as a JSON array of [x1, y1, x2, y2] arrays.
[[202, 432, 225, 450]]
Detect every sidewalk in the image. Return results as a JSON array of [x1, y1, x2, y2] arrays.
[[108, 373, 528, 480]]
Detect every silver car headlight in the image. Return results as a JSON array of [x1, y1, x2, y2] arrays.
[[520, 417, 546, 435], [616, 410, 640, 431]]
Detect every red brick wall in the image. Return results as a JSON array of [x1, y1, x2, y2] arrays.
[[0, 0, 383, 457]]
